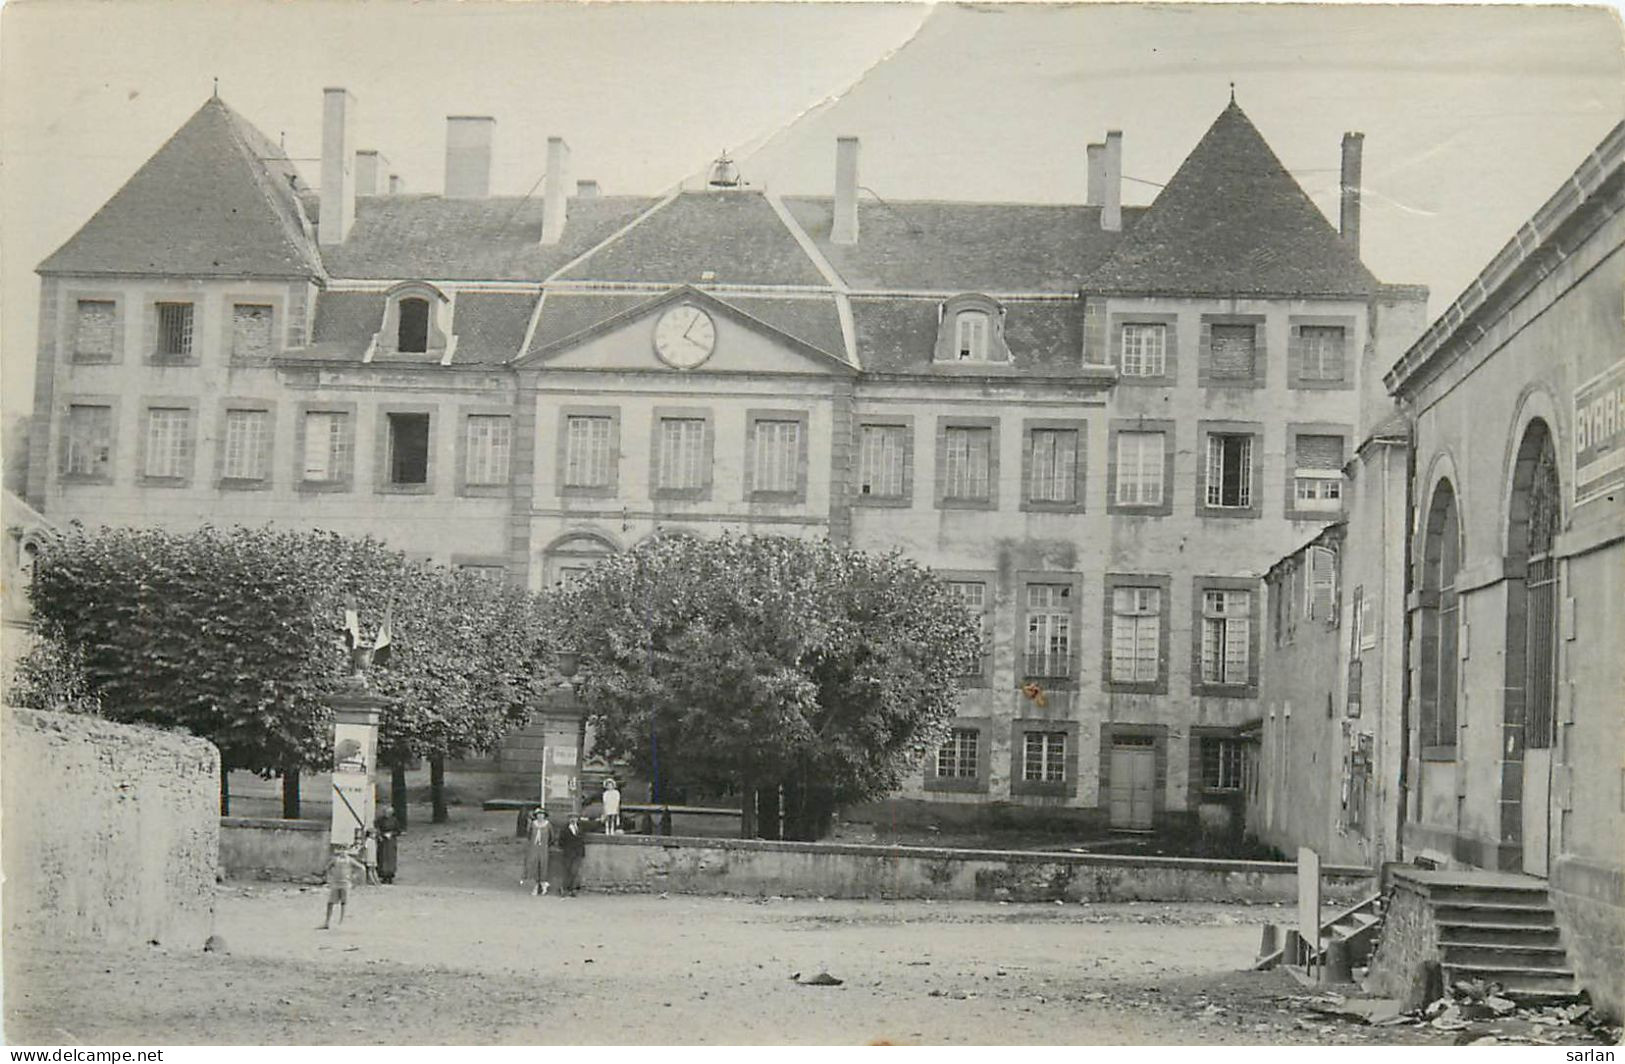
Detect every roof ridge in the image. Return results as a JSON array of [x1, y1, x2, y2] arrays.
[[212, 98, 324, 277]]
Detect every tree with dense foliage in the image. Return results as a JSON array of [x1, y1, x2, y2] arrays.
[[14, 526, 557, 817], [549, 534, 981, 839]]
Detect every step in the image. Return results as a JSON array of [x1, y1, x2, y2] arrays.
[[1437, 922, 1562, 945], [1444, 963, 1577, 987], [1440, 942, 1572, 969], [1426, 884, 1553, 906], [1433, 902, 1556, 926]]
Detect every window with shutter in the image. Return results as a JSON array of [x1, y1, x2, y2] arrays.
[[1305, 545, 1337, 622], [1027, 428, 1077, 503], [1201, 589, 1251, 686], [1110, 586, 1161, 683], [1115, 431, 1165, 506], [222, 409, 269, 480], [657, 418, 707, 491], [303, 411, 351, 483], [564, 416, 613, 488], [858, 424, 907, 498], [1294, 434, 1345, 511], [1298, 325, 1346, 381], [943, 426, 992, 501], [752, 419, 801, 494], [465, 415, 512, 486], [1209, 324, 1255, 379], [1205, 434, 1253, 508]]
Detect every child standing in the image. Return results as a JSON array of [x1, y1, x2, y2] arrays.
[[602, 778, 622, 835], [362, 829, 379, 885], [320, 845, 366, 929]]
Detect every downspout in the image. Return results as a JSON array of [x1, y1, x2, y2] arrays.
[[1395, 424, 1417, 861]]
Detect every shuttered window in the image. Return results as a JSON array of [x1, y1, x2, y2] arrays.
[[1295, 434, 1345, 511], [465, 415, 511, 486], [751, 419, 801, 494], [1116, 431, 1165, 505], [222, 409, 269, 480], [657, 418, 707, 491], [1305, 545, 1338, 622], [1027, 428, 1077, 503], [943, 426, 992, 500], [1298, 325, 1346, 381], [564, 416, 612, 488], [303, 411, 351, 482], [1209, 323, 1255, 379], [1205, 434, 1253, 508]]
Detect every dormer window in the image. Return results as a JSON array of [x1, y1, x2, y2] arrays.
[[374, 283, 454, 361], [956, 311, 989, 361], [934, 294, 1011, 364], [397, 298, 430, 353]]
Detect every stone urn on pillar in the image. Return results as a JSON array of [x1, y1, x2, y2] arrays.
[[538, 651, 588, 819], [329, 675, 390, 849]]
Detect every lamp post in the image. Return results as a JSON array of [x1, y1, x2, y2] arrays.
[[537, 650, 587, 819]]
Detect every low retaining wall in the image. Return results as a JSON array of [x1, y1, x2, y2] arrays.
[[1, 706, 219, 948], [219, 817, 329, 881], [1550, 854, 1624, 1022], [583, 834, 1371, 903]]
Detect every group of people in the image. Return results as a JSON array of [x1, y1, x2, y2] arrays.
[[319, 810, 402, 930], [521, 807, 587, 896]]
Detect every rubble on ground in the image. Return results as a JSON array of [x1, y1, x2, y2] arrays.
[[1281, 979, 1620, 1046]]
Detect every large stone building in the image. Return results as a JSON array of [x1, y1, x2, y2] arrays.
[[25, 88, 1427, 829], [1252, 120, 1624, 1016]]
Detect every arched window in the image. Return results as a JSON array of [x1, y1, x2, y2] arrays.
[[1419, 480, 1462, 754], [1509, 421, 1561, 752], [545, 532, 616, 589], [397, 298, 430, 354]]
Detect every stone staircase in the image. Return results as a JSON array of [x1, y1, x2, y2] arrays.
[[1391, 867, 1578, 1003], [1254, 892, 1383, 971]]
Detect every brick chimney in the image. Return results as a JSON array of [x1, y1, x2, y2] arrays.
[[1101, 130, 1123, 232], [1086, 142, 1105, 207], [576, 180, 600, 199], [541, 137, 570, 245], [445, 116, 495, 197], [355, 150, 390, 197], [833, 136, 860, 246], [1340, 132, 1364, 256], [319, 87, 355, 245]]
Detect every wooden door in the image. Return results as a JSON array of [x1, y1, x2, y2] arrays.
[[1110, 741, 1155, 829]]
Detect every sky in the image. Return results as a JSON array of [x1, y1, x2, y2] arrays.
[[2, 1, 1622, 426]]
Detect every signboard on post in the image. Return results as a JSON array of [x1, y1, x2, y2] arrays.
[[1298, 846, 1322, 967]]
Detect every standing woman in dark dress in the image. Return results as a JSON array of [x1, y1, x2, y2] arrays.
[[375, 811, 401, 884]]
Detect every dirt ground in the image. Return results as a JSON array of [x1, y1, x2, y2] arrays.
[[0, 807, 1604, 1046]]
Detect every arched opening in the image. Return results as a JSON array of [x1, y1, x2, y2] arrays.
[[1418, 480, 1462, 761], [544, 532, 617, 589], [397, 298, 430, 353], [1501, 419, 1562, 874]]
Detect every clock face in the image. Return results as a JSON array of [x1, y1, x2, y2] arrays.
[[653, 304, 716, 369]]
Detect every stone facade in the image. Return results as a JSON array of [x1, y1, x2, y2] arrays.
[[2, 707, 220, 947]]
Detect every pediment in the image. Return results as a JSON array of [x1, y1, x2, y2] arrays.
[[522, 287, 853, 376]]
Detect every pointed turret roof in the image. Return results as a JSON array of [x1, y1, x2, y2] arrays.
[[1086, 102, 1377, 298], [39, 97, 322, 278]]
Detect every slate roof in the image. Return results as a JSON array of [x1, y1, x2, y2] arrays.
[[556, 191, 828, 286], [317, 194, 657, 281], [1085, 102, 1378, 298], [449, 292, 539, 365], [526, 290, 846, 363], [39, 97, 322, 278], [853, 296, 1089, 376], [783, 198, 1144, 293]]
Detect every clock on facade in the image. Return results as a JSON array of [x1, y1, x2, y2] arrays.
[[652, 304, 717, 368]]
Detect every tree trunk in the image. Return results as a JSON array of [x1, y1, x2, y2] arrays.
[[783, 780, 835, 841], [219, 770, 230, 817], [281, 770, 301, 820], [430, 756, 448, 823], [391, 761, 409, 830]]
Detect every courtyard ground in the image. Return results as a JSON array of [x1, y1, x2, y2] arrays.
[[3, 805, 1612, 1045]]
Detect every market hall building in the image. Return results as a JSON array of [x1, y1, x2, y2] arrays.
[[24, 88, 1426, 832]]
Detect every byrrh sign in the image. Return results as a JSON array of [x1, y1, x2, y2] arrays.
[[1575, 357, 1625, 507]]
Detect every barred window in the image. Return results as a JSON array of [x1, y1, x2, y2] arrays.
[[1027, 428, 1077, 504], [1201, 737, 1245, 790], [62, 404, 113, 477], [1111, 586, 1161, 683], [562, 416, 612, 489], [936, 728, 979, 779], [222, 409, 269, 480], [465, 415, 511, 486], [751, 419, 801, 494], [657, 417, 707, 491], [858, 424, 906, 498], [1205, 434, 1253, 508], [1209, 323, 1255, 379], [75, 300, 116, 359], [143, 407, 192, 478], [1299, 326, 1346, 381], [942, 426, 992, 501], [1120, 323, 1166, 377], [231, 304, 274, 362], [156, 303, 194, 358], [1024, 583, 1071, 678], [1200, 590, 1252, 685], [1023, 731, 1066, 783], [1115, 431, 1165, 506], [302, 411, 351, 482]]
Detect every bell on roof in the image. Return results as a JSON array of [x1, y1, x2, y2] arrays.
[[707, 152, 741, 189]]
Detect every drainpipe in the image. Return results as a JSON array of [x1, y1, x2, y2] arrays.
[[1395, 423, 1417, 866]]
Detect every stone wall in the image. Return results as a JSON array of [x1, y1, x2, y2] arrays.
[[581, 833, 1372, 904], [1550, 854, 1624, 1022], [1364, 879, 1441, 1004], [1, 707, 219, 948], [219, 817, 329, 881]]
